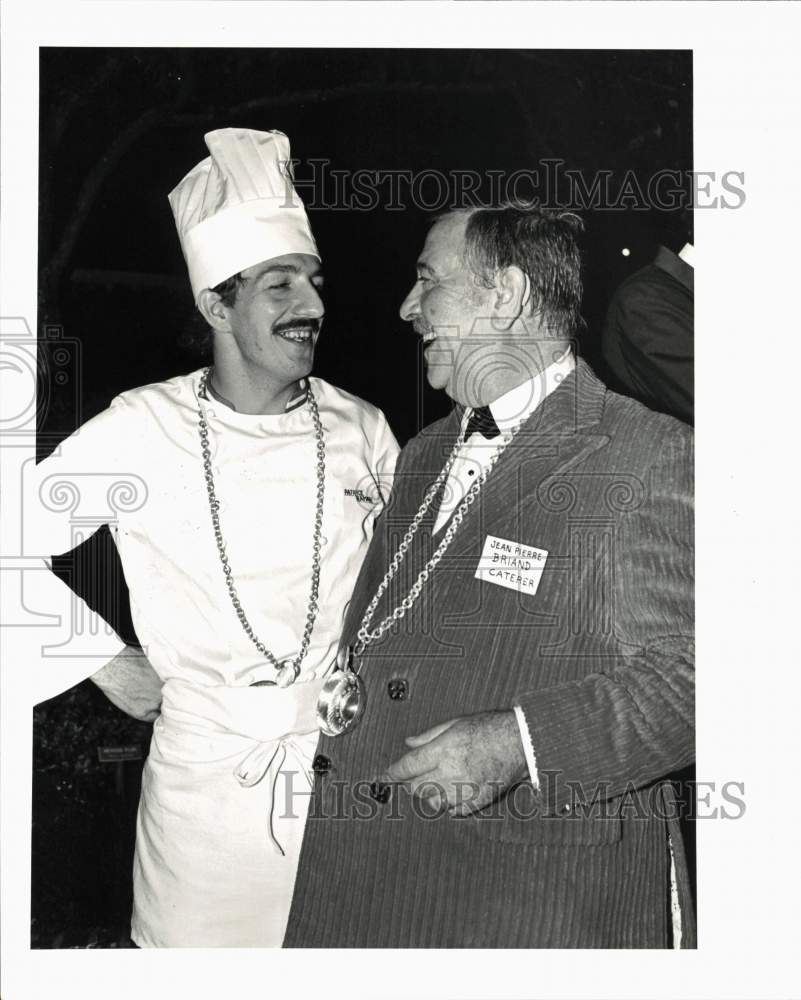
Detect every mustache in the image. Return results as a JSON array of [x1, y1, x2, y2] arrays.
[[412, 319, 432, 337], [273, 318, 322, 336]]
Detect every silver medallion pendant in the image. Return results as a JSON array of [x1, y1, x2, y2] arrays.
[[316, 646, 366, 736], [275, 657, 300, 689]]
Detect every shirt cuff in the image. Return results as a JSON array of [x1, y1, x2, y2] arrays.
[[513, 704, 539, 790]]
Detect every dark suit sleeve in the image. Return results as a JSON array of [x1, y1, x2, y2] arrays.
[[516, 426, 694, 810], [602, 274, 694, 425]]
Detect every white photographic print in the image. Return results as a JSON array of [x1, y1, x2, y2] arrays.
[[1, 3, 799, 999]]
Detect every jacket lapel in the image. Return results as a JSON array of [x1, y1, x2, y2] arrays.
[[432, 359, 611, 556], [415, 408, 463, 532]]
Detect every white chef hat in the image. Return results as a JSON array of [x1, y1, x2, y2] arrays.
[[168, 128, 320, 302]]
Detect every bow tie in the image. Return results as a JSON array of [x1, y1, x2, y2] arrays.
[[464, 405, 501, 440]]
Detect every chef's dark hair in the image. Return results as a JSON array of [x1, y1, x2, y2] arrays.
[[437, 203, 584, 338], [212, 272, 246, 307], [179, 272, 245, 358]]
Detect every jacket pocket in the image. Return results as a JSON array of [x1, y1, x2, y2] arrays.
[[455, 781, 622, 847]]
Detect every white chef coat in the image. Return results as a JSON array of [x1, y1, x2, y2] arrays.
[[29, 369, 399, 946]]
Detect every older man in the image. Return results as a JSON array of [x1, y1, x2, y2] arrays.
[[31, 128, 398, 946], [285, 204, 695, 948]]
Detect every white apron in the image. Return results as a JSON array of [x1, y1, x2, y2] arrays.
[[132, 678, 322, 947]]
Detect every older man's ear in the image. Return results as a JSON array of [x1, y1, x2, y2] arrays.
[[490, 266, 530, 331]]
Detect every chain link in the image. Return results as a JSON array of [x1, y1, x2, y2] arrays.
[[355, 411, 529, 654], [197, 368, 325, 677]]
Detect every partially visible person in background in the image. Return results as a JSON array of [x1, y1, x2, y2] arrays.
[[601, 228, 693, 426], [599, 215, 696, 915]]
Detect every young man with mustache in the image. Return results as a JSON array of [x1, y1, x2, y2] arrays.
[[30, 128, 398, 946]]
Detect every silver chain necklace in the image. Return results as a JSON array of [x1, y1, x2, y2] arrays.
[[353, 409, 530, 656], [318, 407, 531, 738], [197, 367, 325, 688]]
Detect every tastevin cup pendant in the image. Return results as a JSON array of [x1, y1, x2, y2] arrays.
[[316, 645, 366, 737], [275, 658, 301, 688]]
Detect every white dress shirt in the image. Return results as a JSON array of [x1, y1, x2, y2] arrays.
[[678, 241, 695, 268]]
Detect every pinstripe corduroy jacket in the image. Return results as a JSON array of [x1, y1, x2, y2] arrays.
[[285, 359, 695, 948]]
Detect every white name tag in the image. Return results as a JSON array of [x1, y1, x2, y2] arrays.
[[474, 534, 548, 595]]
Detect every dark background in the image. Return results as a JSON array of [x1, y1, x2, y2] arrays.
[[34, 47, 693, 947]]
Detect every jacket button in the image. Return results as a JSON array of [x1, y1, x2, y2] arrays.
[[369, 780, 392, 804], [387, 678, 409, 701], [312, 754, 332, 775]]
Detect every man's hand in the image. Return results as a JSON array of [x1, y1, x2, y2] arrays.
[[91, 645, 163, 722], [381, 710, 528, 814]]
